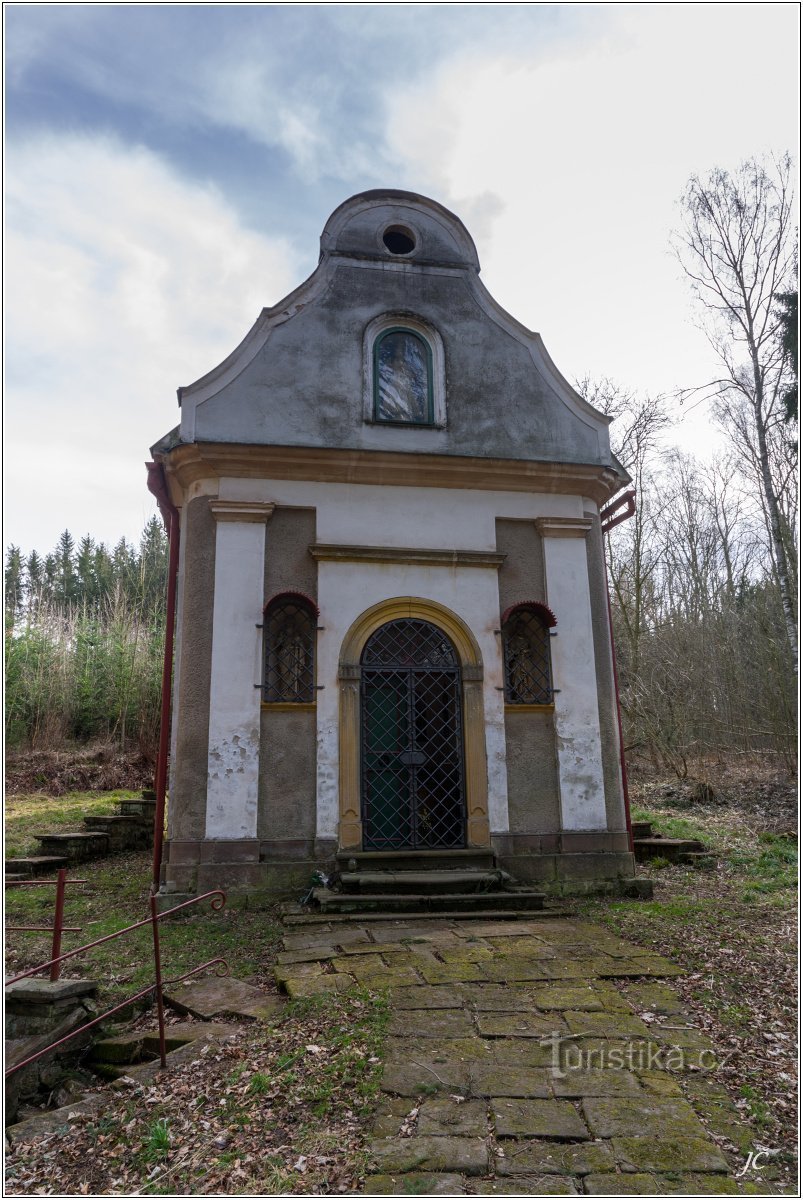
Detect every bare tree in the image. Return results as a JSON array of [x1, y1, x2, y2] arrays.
[[673, 154, 798, 662]]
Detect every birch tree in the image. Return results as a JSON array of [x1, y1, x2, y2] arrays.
[[673, 154, 798, 662]]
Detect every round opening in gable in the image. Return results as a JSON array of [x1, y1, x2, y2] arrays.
[[382, 225, 416, 255]]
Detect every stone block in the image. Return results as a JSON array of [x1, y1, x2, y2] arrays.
[[479, 958, 556, 983], [584, 1174, 662, 1194], [417, 1096, 488, 1136], [563, 1011, 653, 1039], [476, 1012, 567, 1038], [612, 1136, 729, 1174], [552, 1070, 642, 1098], [370, 1097, 418, 1137], [626, 983, 687, 1015], [391, 986, 463, 1009], [417, 961, 485, 985], [380, 1059, 471, 1097], [532, 986, 605, 1012], [458, 984, 533, 1012], [368, 1135, 488, 1175], [164, 976, 285, 1021], [388, 1009, 476, 1039], [491, 1098, 590, 1140], [362, 1173, 465, 1194], [496, 1138, 615, 1176], [583, 1096, 708, 1140], [473, 1178, 578, 1194], [468, 1065, 551, 1098], [284, 973, 353, 999]]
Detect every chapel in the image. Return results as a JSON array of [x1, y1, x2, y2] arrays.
[[148, 189, 637, 901]]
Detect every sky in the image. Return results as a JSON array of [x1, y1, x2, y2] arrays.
[[4, 2, 800, 554]]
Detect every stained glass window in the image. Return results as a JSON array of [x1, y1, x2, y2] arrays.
[[374, 329, 433, 424]]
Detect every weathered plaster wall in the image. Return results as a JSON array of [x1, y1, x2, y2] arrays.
[[584, 506, 627, 831], [542, 529, 608, 832], [190, 264, 605, 466], [259, 507, 319, 844], [170, 496, 215, 840], [495, 518, 560, 834]]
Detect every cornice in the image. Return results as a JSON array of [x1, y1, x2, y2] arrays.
[[209, 500, 275, 523], [535, 516, 594, 539], [309, 544, 506, 569], [161, 443, 621, 505]]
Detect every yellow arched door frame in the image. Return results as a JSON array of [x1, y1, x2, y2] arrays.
[[337, 596, 490, 851]]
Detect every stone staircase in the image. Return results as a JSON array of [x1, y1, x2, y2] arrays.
[[631, 820, 714, 866], [310, 849, 547, 915], [5, 792, 157, 880]]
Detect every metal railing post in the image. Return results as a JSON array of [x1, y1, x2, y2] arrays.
[[149, 893, 167, 1069], [50, 869, 67, 982]]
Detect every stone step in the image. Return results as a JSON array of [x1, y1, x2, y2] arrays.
[[90, 1032, 156, 1065], [83, 815, 153, 849], [5, 855, 69, 878], [339, 869, 512, 895], [631, 821, 653, 839], [681, 851, 717, 868], [633, 836, 707, 863], [118, 798, 157, 820], [35, 832, 111, 862], [336, 848, 497, 872], [282, 907, 567, 924], [312, 888, 546, 915]]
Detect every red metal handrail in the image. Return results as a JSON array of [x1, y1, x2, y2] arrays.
[[5, 870, 87, 981], [5, 889, 227, 1076]]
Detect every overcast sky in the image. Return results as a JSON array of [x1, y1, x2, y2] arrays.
[[4, 3, 799, 553]]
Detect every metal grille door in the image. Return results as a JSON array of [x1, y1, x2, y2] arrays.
[[360, 619, 466, 850]]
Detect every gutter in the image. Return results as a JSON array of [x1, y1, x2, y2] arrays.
[[599, 490, 637, 854], [145, 461, 180, 893]]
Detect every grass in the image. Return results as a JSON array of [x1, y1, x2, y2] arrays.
[[5, 789, 140, 858], [5, 789, 285, 1007]]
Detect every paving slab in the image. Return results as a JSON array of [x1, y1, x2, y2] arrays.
[[552, 1069, 642, 1098], [562, 1011, 653, 1038], [417, 1096, 488, 1136], [359, 966, 426, 989], [468, 1064, 552, 1098], [417, 960, 486, 984], [582, 1095, 708, 1139], [369, 1135, 489, 1175], [491, 1098, 590, 1140], [388, 1008, 476, 1039], [371, 1097, 419, 1136], [496, 1138, 615, 1176], [625, 982, 688, 1015], [362, 1172, 465, 1194], [584, 1173, 664, 1194], [531, 985, 605, 1012], [390, 985, 461, 1009], [471, 1178, 578, 1194], [163, 976, 284, 1021], [458, 984, 534, 1012], [476, 1012, 567, 1038], [284, 973, 354, 999], [612, 1135, 729, 1174], [479, 958, 556, 982]]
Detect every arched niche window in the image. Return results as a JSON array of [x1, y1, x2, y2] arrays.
[[364, 314, 446, 428], [374, 328, 433, 424], [501, 602, 557, 705], [263, 593, 318, 703]]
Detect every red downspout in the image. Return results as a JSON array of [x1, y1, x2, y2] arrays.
[[146, 462, 180, 893], [599, 490, 636, 854]]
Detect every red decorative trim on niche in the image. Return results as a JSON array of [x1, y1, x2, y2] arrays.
[[264, 591, 320, 617], [501, 601, 557, 628]]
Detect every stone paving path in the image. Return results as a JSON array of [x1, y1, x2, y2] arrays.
[[275, 915, 775, 1195]]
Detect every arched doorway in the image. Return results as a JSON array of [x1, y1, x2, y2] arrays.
[[360, 619, 466, 850]]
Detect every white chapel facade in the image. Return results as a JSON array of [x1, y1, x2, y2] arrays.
[[150, 190, 636, 897]]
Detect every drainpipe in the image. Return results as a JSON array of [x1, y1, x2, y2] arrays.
[[146, 461, 180, 893], [599, 490, 637, 854]]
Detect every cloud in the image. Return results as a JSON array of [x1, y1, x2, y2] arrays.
[[382, 4, 799, 407], [5, 134, 298, 551]]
